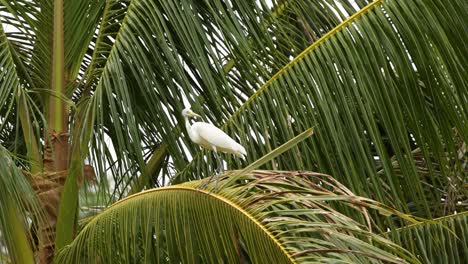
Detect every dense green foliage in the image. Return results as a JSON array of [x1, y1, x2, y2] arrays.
[[0, 0, 466, 263]]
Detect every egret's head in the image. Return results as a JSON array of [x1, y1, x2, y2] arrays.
[[182, 108, 201, 119]]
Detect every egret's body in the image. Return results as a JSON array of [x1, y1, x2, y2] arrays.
[[182, 108, 246, 189], [187, 122, 247, 158]]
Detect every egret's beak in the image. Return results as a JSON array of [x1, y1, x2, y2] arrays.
[[190, 111, 202, 119]]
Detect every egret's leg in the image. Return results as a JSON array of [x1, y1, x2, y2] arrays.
[[200, 147, 222, 190], [213, 151, 223, 191], [200, 173, 215, 189]]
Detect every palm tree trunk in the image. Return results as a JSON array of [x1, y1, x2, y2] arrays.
[[33, 171, 67, 264]]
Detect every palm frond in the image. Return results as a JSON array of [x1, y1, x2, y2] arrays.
[[26, 0, 52, 91], [74, 0, 129, 99], [0, 19, 42, 169], [0, 0, 37, 69], [56, 170, 419, 263], [0, 146, 44, 263], [387, 212, 468, 264], [63, 0, 105, 81], [176, 0, 467, 222], [0, 22, 21, 140], [377, 142, 467, 217]]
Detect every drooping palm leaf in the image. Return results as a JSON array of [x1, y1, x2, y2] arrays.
[[0, 0, 37, 75], [377, 142, 467, 217], [56, 170, 419, 264], [387, 212, 468, 264], [0, 18, 42, 170], [0, 146, 44, 264], [75, 0, 129, 99], [63, 0, 105, 81]]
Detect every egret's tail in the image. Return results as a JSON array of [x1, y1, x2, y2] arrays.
[[236, 145, 247, 160]]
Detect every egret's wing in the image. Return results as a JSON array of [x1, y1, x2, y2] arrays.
[[192, 123, 237, 149]]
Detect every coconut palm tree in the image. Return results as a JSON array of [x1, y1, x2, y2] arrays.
[[0, 0, 466, 263]]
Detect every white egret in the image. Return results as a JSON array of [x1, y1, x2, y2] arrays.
[[182, 108, 246, 188]]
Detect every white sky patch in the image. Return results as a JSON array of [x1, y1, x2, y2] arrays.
[[178, 136, 192, 160], [249, 129, 266, 145]]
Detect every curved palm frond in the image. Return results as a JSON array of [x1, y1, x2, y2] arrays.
[[387, 212, 468, 263], [176, 0, 467, 222], [0, 19, 42, 170], [0, 0, 37, 76], [56, 170, 419, 264], [0, 0, 104, 90], [0, 22, 22, 149]]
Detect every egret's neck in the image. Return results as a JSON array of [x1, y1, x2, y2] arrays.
[[184, 117, 196, 141]]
